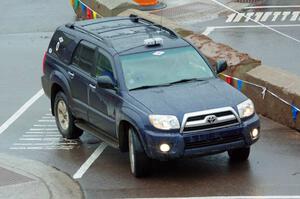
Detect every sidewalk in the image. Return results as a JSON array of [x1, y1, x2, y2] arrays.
[[0, 153, 83, 199]]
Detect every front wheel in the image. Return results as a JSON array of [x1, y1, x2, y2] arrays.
[[228, 147, 250, 162], [128, 127, 151, 177], [54, 92, 83, 139]]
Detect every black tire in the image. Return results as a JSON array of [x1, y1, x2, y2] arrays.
[[54, 92, 83, 139], [128, 127, 151, 177], [228, 147, 250, 162]]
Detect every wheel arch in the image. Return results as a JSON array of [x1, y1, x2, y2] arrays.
[[50, 71, 72, 115]]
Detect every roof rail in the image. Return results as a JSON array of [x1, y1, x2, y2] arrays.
[[66, 23, 113, 47], [129, 14, 178, 38]]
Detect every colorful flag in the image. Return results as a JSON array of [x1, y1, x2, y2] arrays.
[[81, 3, 86, 17], [93, 11, 97, 19], [237, 79, 243, 91], [292, 105, 299, 122], [74, 0, 79, 10], [87, 8, 92, 19], [226, 76, 233, 85]]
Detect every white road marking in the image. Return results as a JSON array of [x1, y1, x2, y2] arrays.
[[281, 11, 291, 21], [202, 24, 300, 36], [33, 124, 56, 127], [245, 12, 254, 22], [42, 116, 54, 119], [19, 137, 60, 141], [272, 12, 282, 21], [245, 5, 300, 9], [73, 142, 107, 179], [226, 11, 300, 23], [202, 27, 215, 36], [10, 146, 73, 150], [209, 0, 300, 43], [23, 134, 61, 137], [130, 196, 300, 199], [254, 12, 264, 22], [38, 120, 55, 122], [291, 11, 300, 21], [0, 89, 44, 135], [233, 13, 244, 22], [226, 13, 236, 22], [13, 142, 78, 146], [261, 12, 273, 22], [25, 131, 59, 134], [29, 128, 58, 131]]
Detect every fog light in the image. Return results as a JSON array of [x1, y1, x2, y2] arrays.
[[251, 128, 259, 139], [160, 143, 170, 152]]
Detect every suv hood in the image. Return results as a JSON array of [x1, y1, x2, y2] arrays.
[[129, 78, 247, 119]]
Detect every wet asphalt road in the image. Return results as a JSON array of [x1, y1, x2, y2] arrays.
[[190, 0, 300, 76], [0, 0, 300, 198]]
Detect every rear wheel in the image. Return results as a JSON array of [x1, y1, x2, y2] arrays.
[[128, 127, 151, 177], [228, 147, 250, 162], [54, 92, 83, 139]]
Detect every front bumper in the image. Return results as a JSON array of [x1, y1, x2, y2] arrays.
[[142, 114, 260, 161]]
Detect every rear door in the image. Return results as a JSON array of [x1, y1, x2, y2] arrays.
[[88, 48, 118, 137], [68, 40, 96, 120]]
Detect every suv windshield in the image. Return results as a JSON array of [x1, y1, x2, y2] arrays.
[[120, 46, 215, 90]]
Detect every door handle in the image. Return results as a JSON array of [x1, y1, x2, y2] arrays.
[[89, 84, 96, 89], [68, 71, 75, 79]]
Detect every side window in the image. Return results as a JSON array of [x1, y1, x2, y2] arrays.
[[72, 41, 96, 74], [49, 30, 76, 64], [95, 51, 114, 81], [72, 44, 81, 66]]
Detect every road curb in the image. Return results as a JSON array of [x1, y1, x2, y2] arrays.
[[0, 153, 83, 199]]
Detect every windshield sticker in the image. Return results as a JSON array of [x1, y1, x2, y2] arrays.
[[48, 48, 52, 54], [153, 51, 165, 56]]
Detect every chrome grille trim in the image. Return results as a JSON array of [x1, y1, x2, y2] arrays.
[[180, 107, 241, 133]]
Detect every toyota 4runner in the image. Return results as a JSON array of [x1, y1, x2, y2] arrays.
[[41, 15, 260, 177]]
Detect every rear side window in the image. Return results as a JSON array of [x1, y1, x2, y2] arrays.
[[48, 30, 76, 64], [95, 51, 114, 81], [72, 41, 96, 74]]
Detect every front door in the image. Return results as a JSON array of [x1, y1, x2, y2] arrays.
[[68, 40, 96, 120], [88, 49, 118, 137]]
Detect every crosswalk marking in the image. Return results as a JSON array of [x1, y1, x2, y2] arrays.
[[9, 112, 80, 150], [291, 11, 300, 21], [261, 12, 273, 22], [272, 12, 282, 21], [226, 11, 300, 23]]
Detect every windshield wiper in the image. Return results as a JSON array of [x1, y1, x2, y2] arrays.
[[129, 78, 206, 91], [129, 83, 171, 91], [168, 78, 205, 85]]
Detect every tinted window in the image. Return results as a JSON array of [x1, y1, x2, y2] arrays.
[[72, 41, 96, 74], [95, 51, 114, 81], [49, 30, 76, 64]]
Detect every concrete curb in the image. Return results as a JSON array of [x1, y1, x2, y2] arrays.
[[0, 153, 83, 199], [245, 66, 300, 131]]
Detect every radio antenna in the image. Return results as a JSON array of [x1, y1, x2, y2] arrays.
[[160, 0, 164, 31]]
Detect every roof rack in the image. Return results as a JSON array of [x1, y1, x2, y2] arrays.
[[129, 14, 178, 38], [66, 23, 113, 47]]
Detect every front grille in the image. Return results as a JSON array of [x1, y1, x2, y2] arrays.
[[184, 133, 243, 149], [181, 107, 240, 133]]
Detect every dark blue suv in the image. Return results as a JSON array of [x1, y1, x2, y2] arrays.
[[41, 15, 260, 177]]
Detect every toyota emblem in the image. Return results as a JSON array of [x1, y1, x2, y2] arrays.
[[206, 115, 217, 124]]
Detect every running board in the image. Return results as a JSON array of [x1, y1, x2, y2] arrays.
[[75, 121, 119, 149]]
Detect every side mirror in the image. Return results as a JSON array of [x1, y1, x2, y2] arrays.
[[97, 76, 115, 90], [216, 60, 228, 74]]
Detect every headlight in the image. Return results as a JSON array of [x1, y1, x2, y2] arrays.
[[237, 99, 255, 118], [149, 115, 180, 130]]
